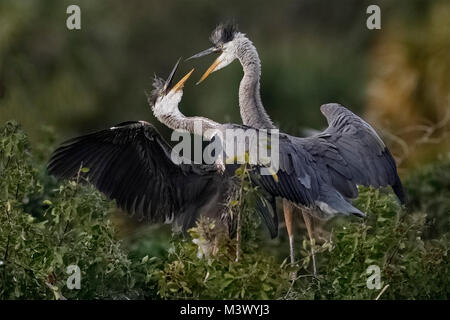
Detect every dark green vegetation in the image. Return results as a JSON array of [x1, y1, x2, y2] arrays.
[[0, 121, 155, 299], [1, 121, 448, 299], [0, 0, 448, 300], [4, 0, 447, 145]]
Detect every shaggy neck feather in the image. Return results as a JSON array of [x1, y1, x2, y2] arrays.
[[235, 36, 276, 130]]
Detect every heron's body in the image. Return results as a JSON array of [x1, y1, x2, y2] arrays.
[[190, 23, 405, 273], [152, 94, 404, 220]]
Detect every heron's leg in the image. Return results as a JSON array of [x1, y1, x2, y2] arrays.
[[302, 209, 317, 276], [283, 199, 295, 265]]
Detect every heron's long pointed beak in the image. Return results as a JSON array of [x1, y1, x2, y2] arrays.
[[196, 56, 221, 85], [164, 58, 181, 93], [186, 47, 217, 61], [170, 68, 195, 93]]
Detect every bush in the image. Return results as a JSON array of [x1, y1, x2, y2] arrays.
[[156, 218, 292, 299], [0, 121, 157, 299], [156, 162, 292, 299], [287, 187, 449, 299], [404, 153, 450, 238], [0, 121, 448, 299]]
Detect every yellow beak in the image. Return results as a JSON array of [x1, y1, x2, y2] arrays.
[[196, 56, 221, 85], [171, 68, 195, 93]]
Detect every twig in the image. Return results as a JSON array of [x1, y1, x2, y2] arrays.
[[375, 284, 389, 300], [283, 273, 316, 299], [2, 234, 10, 297], [235, 210, 241, 262], [235, 163, 247, 262], [381, 109, 450, 166], [45, 282, 67, 300]]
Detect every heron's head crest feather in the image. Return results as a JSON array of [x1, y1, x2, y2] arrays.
[[210, 21, 239, 46], [149, 76, 166, 106]]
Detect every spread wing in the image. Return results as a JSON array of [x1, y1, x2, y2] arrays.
[[221, 102, 405, 220], [309, 103, 405, 203], [47, 121, 221, 227]]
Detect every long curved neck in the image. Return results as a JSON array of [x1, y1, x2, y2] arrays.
[[235, 36, 276, 130], [155, 108, 220, 140]]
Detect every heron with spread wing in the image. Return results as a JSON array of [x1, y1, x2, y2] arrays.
[[47, 64, 279, 236], [146, 62, 401, 227], [187, 23, 406, 274]]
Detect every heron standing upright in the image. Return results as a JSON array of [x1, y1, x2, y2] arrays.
[[147, 60, 405, 243], [187, 22, 406, 274], [148, 63, 371, 226]]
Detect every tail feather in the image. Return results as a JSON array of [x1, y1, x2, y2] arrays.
[[316, 185, 366, 219]]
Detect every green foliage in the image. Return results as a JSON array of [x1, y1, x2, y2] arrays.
[[287, 187, 449, 300], [157, 219, 291, 299], [229, 162, 265, 253], [404, 153, 450, 238], [156, 162, 291, 299], [0, 121, 157, 299], [1, 121, 448, 300], [159, 183, 449, 300]]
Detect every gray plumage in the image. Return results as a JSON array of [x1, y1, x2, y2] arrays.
[[150, 82, 403, 220], [186, 23, 405, 272], [214, 23, 275, 129], [199, 23, 405, 217]]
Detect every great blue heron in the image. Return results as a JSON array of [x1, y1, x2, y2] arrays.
[[46, 63, 278, 237], [148, 63, 372, 225], [187, 22, 406, 274], [147, 60, 404, 226]]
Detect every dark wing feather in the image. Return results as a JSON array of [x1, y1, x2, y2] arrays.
[[218, 103, 405, 219], [316, 103, 405, 203], [214, 123, 365, 219], [219, 124, 320, 207], [47, 121, 221, 227], [219, 107, 404, 219]]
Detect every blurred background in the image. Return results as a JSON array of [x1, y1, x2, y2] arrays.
[[1, 0, 449, 164], [1, 0, 449, 256]]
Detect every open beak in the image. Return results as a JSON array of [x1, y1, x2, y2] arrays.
[[186, 47, 222, 85], [164, 58, 194, 94], [196, 56, 221, 85], [170, 68, 195, 93], [186, 47, 218, 60], [164, 58, 181, 93]]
